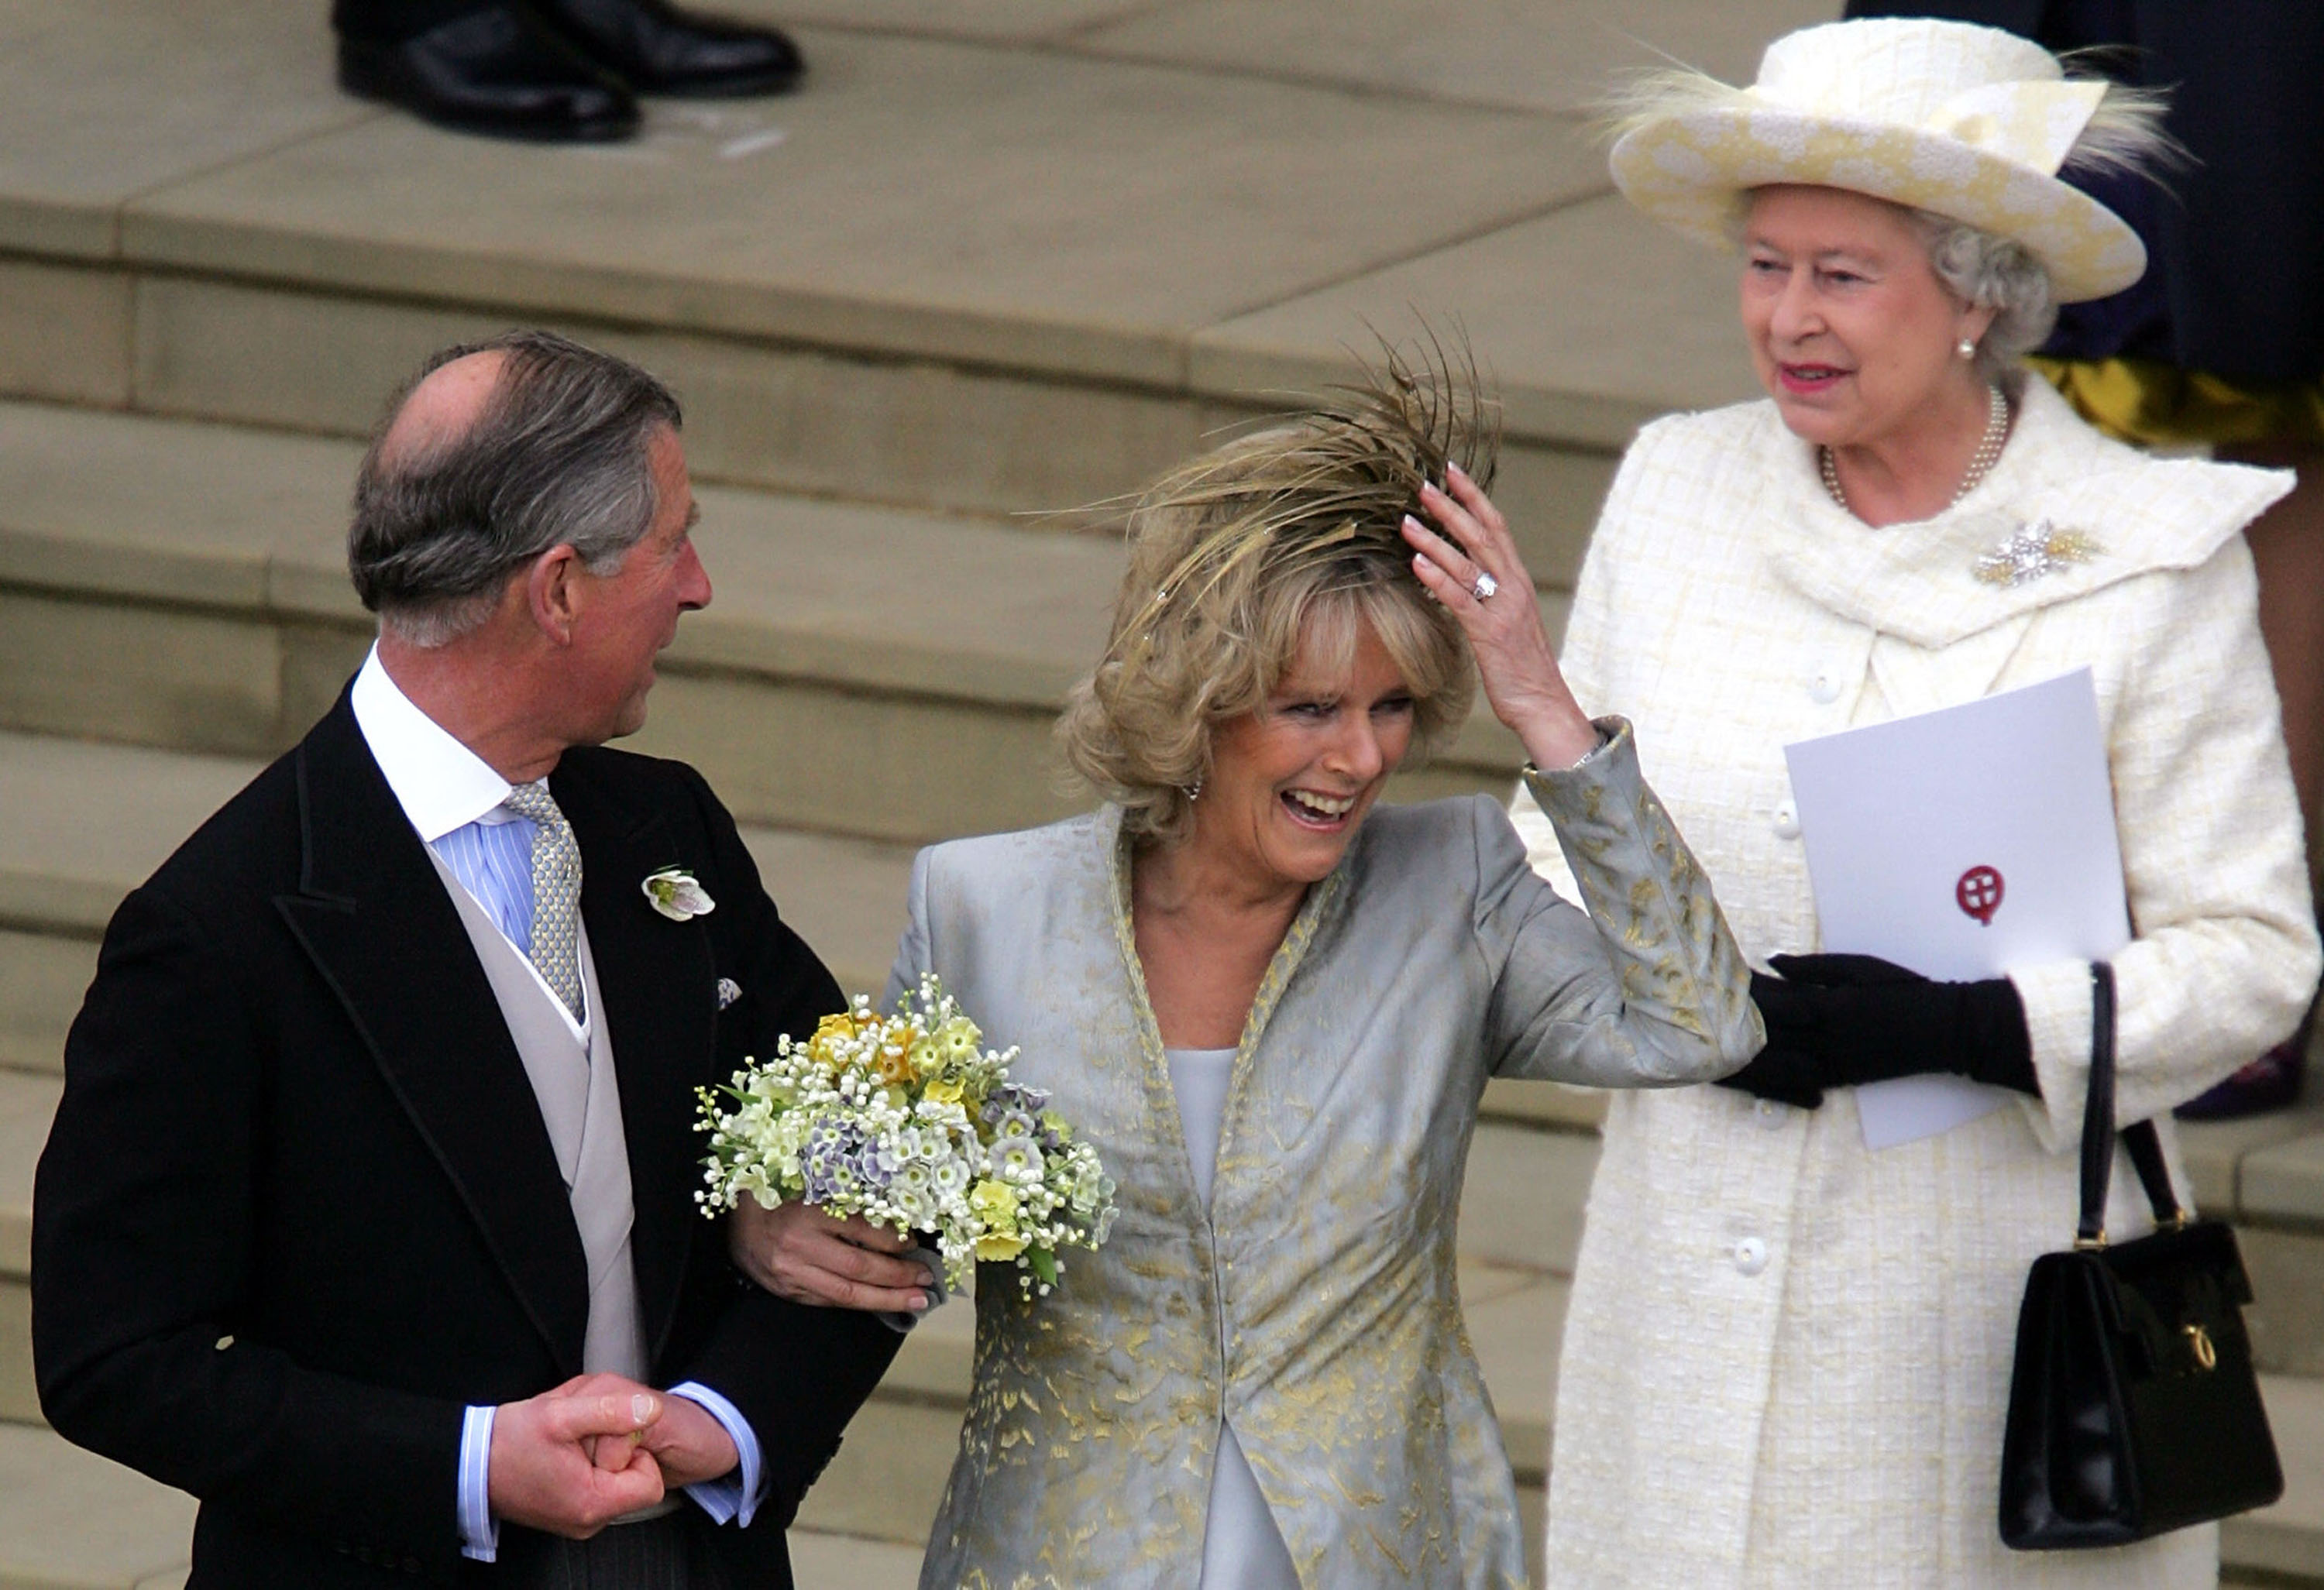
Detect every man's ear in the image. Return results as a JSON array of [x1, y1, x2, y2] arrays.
[[526, 545, 586, 644]]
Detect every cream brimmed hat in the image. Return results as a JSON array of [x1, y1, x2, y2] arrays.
[[1607, 18, 2147, 302]]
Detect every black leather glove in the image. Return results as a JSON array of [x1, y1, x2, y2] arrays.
[[1719, 952, 2038, 1111]]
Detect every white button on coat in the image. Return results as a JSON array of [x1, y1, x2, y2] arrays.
[[1734, 1236, 1769, 1276], [1808, 665, 1844, 704], [1770, 800, 1801, 840]]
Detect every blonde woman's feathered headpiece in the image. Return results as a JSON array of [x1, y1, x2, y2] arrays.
[[1109, 334, 1500, 673]]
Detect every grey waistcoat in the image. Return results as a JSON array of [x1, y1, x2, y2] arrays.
[[429, 851, 647, 1382]]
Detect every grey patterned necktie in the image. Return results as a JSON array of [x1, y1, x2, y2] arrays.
[[501, 780, 583, 1017]]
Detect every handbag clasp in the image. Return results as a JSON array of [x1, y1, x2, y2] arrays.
[[2184, 1323, 2218, 1372]]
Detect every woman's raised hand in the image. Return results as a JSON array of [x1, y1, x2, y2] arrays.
[[1402, 462, 1600, 770]]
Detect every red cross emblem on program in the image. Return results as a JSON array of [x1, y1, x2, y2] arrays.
[[1956, 865, 2004, 926]]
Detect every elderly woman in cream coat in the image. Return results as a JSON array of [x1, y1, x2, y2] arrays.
[[878, 366, 1760, 1588], [1503, 19, 2322, 1588]]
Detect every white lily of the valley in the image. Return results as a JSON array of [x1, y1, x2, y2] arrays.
[[642, 867, 716, 921]]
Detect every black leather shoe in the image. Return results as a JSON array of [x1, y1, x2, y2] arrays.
[[339, 5, 640, 143], [533, 0, 804, 97]]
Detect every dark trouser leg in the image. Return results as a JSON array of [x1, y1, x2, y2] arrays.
[[496, 1512, 731, 1590], [332, 0, 496, 42]]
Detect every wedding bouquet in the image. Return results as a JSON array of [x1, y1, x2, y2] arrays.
[[696, 974, 1118, 1297]]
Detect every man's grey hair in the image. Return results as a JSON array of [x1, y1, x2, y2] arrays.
[[1907, 211, 2058, 385], [349, 330, 683, 647]]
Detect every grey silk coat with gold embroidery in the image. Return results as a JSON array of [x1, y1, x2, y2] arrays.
[[885, 723, 1761, 1589]]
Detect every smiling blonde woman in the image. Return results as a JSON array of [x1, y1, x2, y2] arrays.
[[1496, 19, 2323, 1587], [830, 356, 1764, 1588]]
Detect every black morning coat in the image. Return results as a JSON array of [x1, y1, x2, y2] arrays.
[[32, 690, 899, 1586]]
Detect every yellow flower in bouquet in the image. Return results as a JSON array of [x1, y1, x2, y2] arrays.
[[875, 1039, 916, 1088], [806, 1012, 858, 1073], [971, 1179, 1027, 1261]]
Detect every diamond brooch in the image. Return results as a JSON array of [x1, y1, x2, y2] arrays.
[[1973, 519, 2099, 587]]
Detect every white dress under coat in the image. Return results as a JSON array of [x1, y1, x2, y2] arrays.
[[1513, 380, 2321, 1587]]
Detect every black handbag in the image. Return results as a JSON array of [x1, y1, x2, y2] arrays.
[[1998, 962, 2283, 1549]]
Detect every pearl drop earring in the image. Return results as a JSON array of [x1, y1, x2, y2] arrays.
[[1958, 336, 1976, 360]]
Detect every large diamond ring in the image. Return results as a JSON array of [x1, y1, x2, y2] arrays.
[[1470, 572, 1499, 601]]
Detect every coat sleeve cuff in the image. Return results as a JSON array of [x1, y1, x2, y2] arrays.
[[2010, 958, 2096, 1153], [1520, 716, 1765, 1077]]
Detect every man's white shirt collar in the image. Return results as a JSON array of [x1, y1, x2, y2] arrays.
[[349, 645, 589, 1040], [349, 645, 519, 840]]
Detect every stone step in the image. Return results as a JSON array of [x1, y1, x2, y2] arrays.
[[0, 1420, 198, 1590], [0, 927, 96, 1078], [0, 0, 1843, 589], [0, 733, 263, 1092], [786, 1530, 927, 1590], [0, 398, 1545, 842], [0, 1069, 56, 1424]]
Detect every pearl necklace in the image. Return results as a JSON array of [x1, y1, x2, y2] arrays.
[[1820, 383, 2010, 516]]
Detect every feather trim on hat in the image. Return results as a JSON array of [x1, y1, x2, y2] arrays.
[[2045, 64, 2180, 183], [1595, 62, 2174, 185], [1594, 65, 1756, 149]]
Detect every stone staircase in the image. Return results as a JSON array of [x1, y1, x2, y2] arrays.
[[3, 0, 2322, 1585]]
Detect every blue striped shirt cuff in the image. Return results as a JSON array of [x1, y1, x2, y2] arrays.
[[669, 1381, 765, 1526], [458, 1403, 499, 1561]]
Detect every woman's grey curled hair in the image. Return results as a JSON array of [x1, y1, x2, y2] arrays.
[[1057, 341, 1493, 846], [348, 329, 682, 647], [1910, 211, 2055, 383]]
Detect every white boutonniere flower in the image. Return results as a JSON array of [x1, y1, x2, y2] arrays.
[[642, 867, 715, 921]]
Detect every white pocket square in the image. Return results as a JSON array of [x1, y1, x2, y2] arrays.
[[717, 977, 742, 1011]]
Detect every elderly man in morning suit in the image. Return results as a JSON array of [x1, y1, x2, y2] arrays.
[[33, 331, 933, 1587]]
